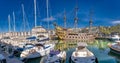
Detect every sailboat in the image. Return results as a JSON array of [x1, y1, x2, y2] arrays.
[[29, 0, 49, 43], [54, 6, 95, 41], [20, 0, 55, 60]]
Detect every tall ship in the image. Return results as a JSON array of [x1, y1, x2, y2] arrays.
[[54, 7, 95, 41], [54, 24, 95, 41]]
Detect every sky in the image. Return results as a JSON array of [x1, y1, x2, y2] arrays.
[[0, 0, 120, 32]]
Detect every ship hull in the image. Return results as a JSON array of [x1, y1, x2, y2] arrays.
[[54, 24, 95, 40], [57, 32, 95, 40], [109, 46, 120, 54]]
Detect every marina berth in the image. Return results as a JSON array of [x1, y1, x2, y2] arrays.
[[0, 0, 120, 63], [71, 42, 96, 63]]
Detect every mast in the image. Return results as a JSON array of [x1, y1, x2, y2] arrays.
[[74, 0, 78, 32], [8, 14, 11, 33], [74, 6, 78, 32], [89, 10, 93, 33], [13, 11, 16, 32], [64, 9, 66, 28], [46, 0, 49, 30], [34, 0, 37, 27], [22, 4, 26, 32]]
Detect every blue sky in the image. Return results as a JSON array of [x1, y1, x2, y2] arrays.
[[0, 0, 120, 32]]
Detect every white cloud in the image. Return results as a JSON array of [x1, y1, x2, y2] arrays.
[[111, 20, 120, 24], [42, 16, 56, 22]]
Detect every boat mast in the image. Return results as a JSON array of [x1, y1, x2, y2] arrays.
[[74, 7, 78, 32], [22, 4, 26, 32], [89, 10, 93, 33], [34, 0, 37, 27], [13, 11, 16, 32], [46, 0, 49, 31], [74, 0, 78, 32], [8, 14, 11, 33], [64, 9, 66, 28]]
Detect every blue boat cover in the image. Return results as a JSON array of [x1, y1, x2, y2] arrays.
[[50, 50, 60, 55], [26, 36, 36, 40]]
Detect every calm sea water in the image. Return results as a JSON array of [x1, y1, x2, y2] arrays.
[[25, 40, 120, 63]]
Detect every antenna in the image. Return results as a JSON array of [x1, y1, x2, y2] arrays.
[[22, 4, 26, 32], [13, 11, 16, 32], [64, 9, 66, 28], [8, 14, 11, 33], [34, 0, 37, 27]]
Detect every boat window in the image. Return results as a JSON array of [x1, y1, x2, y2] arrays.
[[44, 46, 50, 49], [68, 34, 78, 35]]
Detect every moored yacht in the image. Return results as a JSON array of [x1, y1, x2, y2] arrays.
[[71, 42, 96, 63], [108, 42, 120, 54], [110, 35, 120, 42], [44, 50, 66, 63], [31, 26, 49, 41], [20, 43, 55, 60]]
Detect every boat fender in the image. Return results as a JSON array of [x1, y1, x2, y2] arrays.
[[30, 49, 36, 53]]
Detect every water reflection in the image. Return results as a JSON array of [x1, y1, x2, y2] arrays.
[[26, 40, 120, 63], [108, 51, 120, 62]]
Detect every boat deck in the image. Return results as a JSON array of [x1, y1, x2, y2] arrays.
[[0, 46, 23, 63], [110, 43, 120, 52]]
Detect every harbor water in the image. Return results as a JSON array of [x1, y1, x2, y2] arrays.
[[25, 40, 120, 63]]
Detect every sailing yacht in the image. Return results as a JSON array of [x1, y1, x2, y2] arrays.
[[20, 0, 55, 60], [30, 0, 49, 42], [54, 6, 95, 41]]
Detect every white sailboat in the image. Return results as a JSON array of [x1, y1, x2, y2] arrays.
[[20, 0, 55, 60], [71, 42, 96, 63], [30, 0, 49, 42]]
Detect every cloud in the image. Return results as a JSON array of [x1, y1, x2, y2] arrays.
[[111, 20, 120, 24], [42, 16, 56, 22]]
